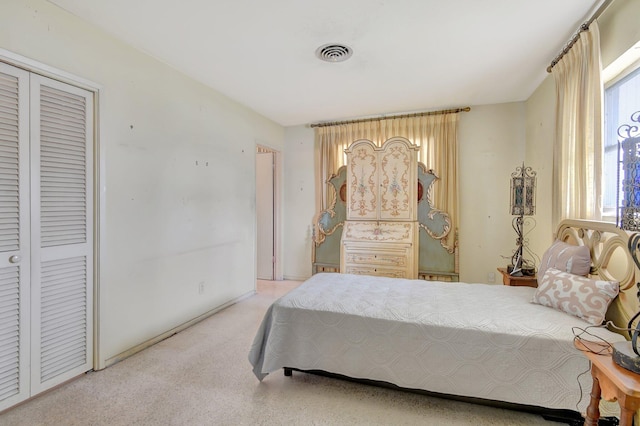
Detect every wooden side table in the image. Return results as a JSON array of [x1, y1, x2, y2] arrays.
[[575, 340, 640, 426], [497, 267, 537, 288]]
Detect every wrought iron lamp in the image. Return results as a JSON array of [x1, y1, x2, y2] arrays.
[[613, 111, 640, 373], [508, 163, 536, 277]]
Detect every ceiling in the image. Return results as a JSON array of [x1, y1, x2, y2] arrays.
[[48, 0, 603, 127]]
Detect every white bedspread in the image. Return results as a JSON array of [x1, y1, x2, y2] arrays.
[[249, 273, 625, 411]]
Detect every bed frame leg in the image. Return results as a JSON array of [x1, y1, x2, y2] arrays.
[[284, 368, 292, 377]]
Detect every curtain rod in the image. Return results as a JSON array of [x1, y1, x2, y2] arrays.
[[309, 107, 471, 128], [546, 0, 614, 73]]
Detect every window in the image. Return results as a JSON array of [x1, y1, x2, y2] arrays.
[[602, 62, 640, 222]]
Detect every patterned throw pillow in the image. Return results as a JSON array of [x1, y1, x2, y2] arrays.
[[532, 268, 619, 325], [537, 240, 591, 280]]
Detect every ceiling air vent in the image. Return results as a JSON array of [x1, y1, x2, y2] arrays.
[[315, 43, 353, 63]]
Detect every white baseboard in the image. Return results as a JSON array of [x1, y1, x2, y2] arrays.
[[282, 275, 311, 282]]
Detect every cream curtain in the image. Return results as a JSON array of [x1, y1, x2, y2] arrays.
[[314, 113, 460, 251], [551, 21, 603, 225]]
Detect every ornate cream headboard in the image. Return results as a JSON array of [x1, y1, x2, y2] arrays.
[[556, 219, 640, 336]]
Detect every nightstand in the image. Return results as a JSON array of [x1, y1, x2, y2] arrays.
[[575, 340, 640, 426], [497, 267, 537, 288]]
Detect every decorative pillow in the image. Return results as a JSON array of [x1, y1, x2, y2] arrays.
[[537, 240, 590, 280], [532, 268, 619, 325]]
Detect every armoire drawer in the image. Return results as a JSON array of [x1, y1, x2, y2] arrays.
[[344, 250, 408, 267], [344, 266, 407, 278], [343, 221, 415, 243]]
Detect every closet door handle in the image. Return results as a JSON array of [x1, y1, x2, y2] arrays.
[[8, 255, 21, 264]]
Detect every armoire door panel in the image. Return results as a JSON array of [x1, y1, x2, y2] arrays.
[[0, 63, 31, 412], [379, 141, 413, 220], [29, 74, 93, 395], [347, 140, 378, 220]]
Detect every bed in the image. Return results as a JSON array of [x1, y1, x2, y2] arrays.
[[249, 219, 640, 418]]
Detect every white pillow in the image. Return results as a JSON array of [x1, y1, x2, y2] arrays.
[[532, 268, 619, 325]]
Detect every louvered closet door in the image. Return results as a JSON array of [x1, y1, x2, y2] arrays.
[[0, 63, 31, 411], [29, 75, 93, 394]]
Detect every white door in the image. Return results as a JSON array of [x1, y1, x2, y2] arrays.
[[0, 62, 31, 410], [29, 74, 93, 394], [256, 152, 274, 280], [0, 64, 93, 410]]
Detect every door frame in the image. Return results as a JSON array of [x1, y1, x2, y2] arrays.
[[256, 144, 282, 281], [0, 48, 104, 369], [256, 150, 274, 280]]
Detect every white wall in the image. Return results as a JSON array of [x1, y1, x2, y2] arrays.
[[598, 0, 640, 70], [283, 103, 527, 283], [283, 125, 316, 280], [0, 0, 284, 367], [458, 103, 526, 283], [524, 76, 556, 261]]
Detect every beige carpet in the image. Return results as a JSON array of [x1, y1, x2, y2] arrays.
[[0, 280, 566, 425]]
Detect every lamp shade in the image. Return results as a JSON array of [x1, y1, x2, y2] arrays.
[[510, 164, 536, 216]]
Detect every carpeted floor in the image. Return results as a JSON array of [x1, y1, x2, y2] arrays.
[[0, 280, 567, 425]]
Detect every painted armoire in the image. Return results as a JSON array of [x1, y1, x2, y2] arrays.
[[340, 137, 420, 278]]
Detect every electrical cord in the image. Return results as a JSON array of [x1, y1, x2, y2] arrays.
[[572, 323, 617, 356], [575, 362, 591, 412]]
